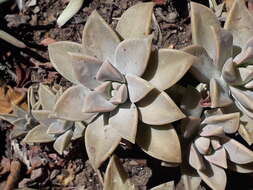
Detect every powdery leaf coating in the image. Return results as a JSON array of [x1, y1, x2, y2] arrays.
[[194, 137, 210, 155], [32, 110, 56, 127], [137, 123, 181, 163], [225, 0, 253, 48], [137, 90, 185, 125], [202, 112, 240, 134], [189, 143, 205, 170], [222, 137, 253, 164], [83, 91, 117, 113], [113, 35, 152, 76], [38, 84, 57, 110], [126, 74, 154, 103], [82, 10, 120, 62], [143, 49, 198, 91], [191, 2, 221, 60], [109, 103, 138, 143], [53, 130, 73, 155], [48, 41, 82, 84], [204, 148, 227, 168], [96, 59, 125, 83], [52, 85, 96, 121], [70, 52, 102, 89], [116, 2, 154, 39], [23, 125, 55, 143], [104, 155, 135, 190], [85, 115, 121, 169]]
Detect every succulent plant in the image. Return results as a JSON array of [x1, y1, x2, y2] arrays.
[[0, 86, 38, 139], [183, 0, 253, 144], [22, 84, 86, 155], [180, 86, 253, 190], [104, 155, 175, 190], [47, 2, 199, 168]]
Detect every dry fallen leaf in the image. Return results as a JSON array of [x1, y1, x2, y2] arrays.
[[0, 86, 27, 114]]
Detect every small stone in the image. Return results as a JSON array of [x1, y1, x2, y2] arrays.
[[33, 6, 40, 14]]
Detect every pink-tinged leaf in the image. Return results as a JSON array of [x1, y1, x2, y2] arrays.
[[204, 148, 227, 169], [194, 137, 210, 155], [189, 143, 205, 170]]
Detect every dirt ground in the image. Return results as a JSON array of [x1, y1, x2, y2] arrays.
[[0, 0, 253, 189]]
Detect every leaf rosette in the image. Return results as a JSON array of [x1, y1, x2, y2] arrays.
[[184, 0, 253, 144], [180, 86, 253, 190], [46, 2, 199, 168]]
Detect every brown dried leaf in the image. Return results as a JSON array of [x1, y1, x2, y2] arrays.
[[0, 86, 27, 114]]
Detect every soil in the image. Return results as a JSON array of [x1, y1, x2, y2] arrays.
[[0, 0, 253, 190]]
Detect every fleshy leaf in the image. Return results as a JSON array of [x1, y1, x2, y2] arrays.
[[224, 0, 253, 48], [137, 123, 181, 163], [234, 37, 253, 65], [204, 148, 227, 168], [109, 84, 128, 105], [183, 45, 220, 83], [104, 155, 135, 190], [150, 181, 175, 190], [189, 143, 205, 170], [113, 35, 152, 76], [210, 27, 233, 70], [221, 58, 240, 85], [72, 122, 86, 140], [210, 78, 232, 108], [194, 137, 210, 155], [47, 120, 73, 135], [143, 49, 197, 91], [202, 112, 240, 134], [116, 2, 154, 39], [126, 74, 154, 103], [38, 84, 56, 110], [83, 91, 117, 113], [23, 125, 55, 143], [238, 114, 253, 145], [82, 10, 120, 62], [69, 52, 102, 89], [53, 130, 73, 155], [197, 162, 226, 190], [53, 85, 96, 121], [96, 59, 125, 83], [221, 137, 253, 164], [94, 81, 112, 98], [200, 125, 224, 137], [109, 103, 138, 143], [32, 110, 56, 127], [85, 115, 121, 168], [228, 160, 253, 173], [230, 87, 253, 112], [137, 90, 185, 125], [48, 41, 82, 83], [191, 2, 221, 60]]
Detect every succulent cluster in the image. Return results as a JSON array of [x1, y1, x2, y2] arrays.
[[1, 0, 253, 189]]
